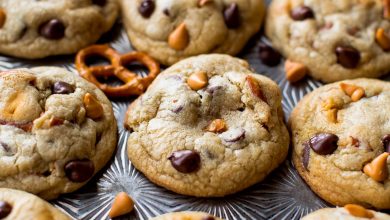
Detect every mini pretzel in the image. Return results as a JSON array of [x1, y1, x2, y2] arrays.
[[75, 44, 160, 97]]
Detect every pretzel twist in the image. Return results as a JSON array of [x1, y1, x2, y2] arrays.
[[75, 45, 160, 97]]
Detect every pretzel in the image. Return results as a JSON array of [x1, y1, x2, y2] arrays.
[[75, 44, 160, 97]]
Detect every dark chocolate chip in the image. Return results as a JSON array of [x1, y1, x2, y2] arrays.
[[309, 133, 339, 155], [302, 142, 310, 170], [202, 217, 215, 220], [258, 42, 281, 67], [0, 201, 12, 218], [382, 134, 390, 153], [139, 0, 155, 18], [64, 160, 95, 182], [335, 46, 360, 69], [92, 0, 106, 6], [168, 150, 201, 173], [52, 81, 75, 95], [39, 19, 65, 40], [290, 6, 314, 21], [224, 3, 240, 29]]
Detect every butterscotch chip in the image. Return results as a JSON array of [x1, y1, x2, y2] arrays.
[[284, 60, 307, 83], [344, 204, 374, 218], [83, 93, 104, 120], [384, 0, 390, 19], [0, 8, 6, 28], [168, 22, 189, 51], [246, 75, 266, 102], [198, 0, 213, 6], [205, 119, 227, 133], [376, 28, 390, 50], [363, 152, 389, 182], [340, 83, 365, 101], [109, 192, 134, 218], [187, 71, 208, 90]]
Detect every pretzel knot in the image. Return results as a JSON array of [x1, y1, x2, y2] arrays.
[[75, 44, 160, 97]]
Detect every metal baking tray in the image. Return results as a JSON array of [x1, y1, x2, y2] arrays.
[[0, 0, 340, 219]]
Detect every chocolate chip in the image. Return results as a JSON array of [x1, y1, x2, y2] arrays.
[[39, 19, 65, 40], [258, 42, 281, 67], [163, 9, 170, 16], [224, 3, 240, 29], [139, 0, 155, 18], [290, 6, 314, 21], [64, 160, 95, 182], [382, 134, 390, 153], [309, 133, 339, 155], [52, 81, 75, 94], [302, 142, 310, 170], [0, 201, 12, 218], [202, 217, 215, 220], [335, 46, 360, 69], [92, 0, 106, 6], [168, 150, 201, 173]]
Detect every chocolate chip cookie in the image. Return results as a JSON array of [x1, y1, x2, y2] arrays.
[[290, 79, 390, 209], [119, 0, 265, 65], [151, 211, 222, 220], [0, 188, 71, 220], [0, 0, 118, 59], [266, 0, 390, 83], [125, 54, 289, 197], [0, 67, 117, 199], [302, 205, 390, 220]]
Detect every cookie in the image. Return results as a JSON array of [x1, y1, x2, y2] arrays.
[[151, 211, 222, 220], [266, 0, 390, 83], [0, 0, 118, 59], [119, 0, 265, 66], [0, 67, 117, 199], [125, 54, 289, 197], [290, 78, 390, 209], [302, 205, 390, 220], [0, 188, 71, 220]]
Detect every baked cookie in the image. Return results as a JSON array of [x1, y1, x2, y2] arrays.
[[302, 205, 390, 220], [119, 0, 265, 66], [0, 0, 118, 59], [125, 54, 289, 197], [151, 211, 222, 220], [0, 188, 71, 220], [266, 0, 390, 83], [0, 67, 117, 199], [290, 79, 390, 209]]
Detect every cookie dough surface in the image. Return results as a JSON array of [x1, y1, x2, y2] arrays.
[[290, 79, 390, 209], [0, 188, 71, 220], [266, 0, 390, 83], [0, 0, 118, 59], [119, 0, 265, 65], [0, 67, 117, 200], [151, 211, 222, 220], [302, 207, 390, 220], [125, 54, 289, 197]]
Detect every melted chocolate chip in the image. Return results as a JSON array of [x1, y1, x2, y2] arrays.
[[92, 0, 106, 6], [309, 133, 339, 155], [290, 6, 314, 21], [52, 81, 75, 94], [382, 134, 390, 153], [139, 0, 155, 18], [64, 160, 95, 182], [224, 3, 240, 29], [302, 142, 310, 170], [168, 150, 201, 173], [335, 46, 360, 68], [0, 201, 12, 218], [39, 19, 65, 40], [258, 42, 281, 67]]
